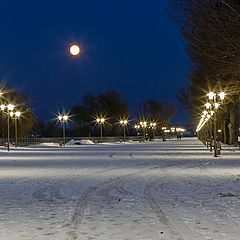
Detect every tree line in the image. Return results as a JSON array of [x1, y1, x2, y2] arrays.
[[170, 0, 240, 144], [0, 85, 176, 138], [43, 91, 176, 137]]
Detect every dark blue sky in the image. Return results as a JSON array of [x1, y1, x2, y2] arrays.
[[0, 0, 189, 123]]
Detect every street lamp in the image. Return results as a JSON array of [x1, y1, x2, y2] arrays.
[[149, 122, 157, 140], [10, 111, 21, 148], [140, 121, 147, 141], [202, 104, 214, 151], [0, 104, 16, 151], [96, 117, 105, 143], [205, 102, 211, 110], [6, 104, 15, 151], [0, 104, 5, 111], [0, 104, 6, 147], [219, 92, 226, 101], [120, 119, 128, 142], [207, 91, 225, 157], [58, 114, 69, 146], [134, 124, 140, 137], [161, 126, 167, 141]]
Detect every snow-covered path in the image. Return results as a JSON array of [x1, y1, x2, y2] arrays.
[[0, 138, 240, 240]]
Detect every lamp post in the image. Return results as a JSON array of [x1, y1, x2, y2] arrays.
[[217, 129, 222, 143], [0, 104, 5, 147], [96, 118, 105, 143], [171, 127, 176, 139], [162, 126, 167, 141], [120, 119, 128, 142], [10, 111, 21, 148], [140, 121, 147, 141], [134, 124, 140, 137], [149, 122, 157, 140], [14, 111, 21, 148], [204, 103, 214, 151], [58, 114, 69, 146], [6, 104, 15, 151], [207, 91, 225, 157], [0, 104, 6, 132]]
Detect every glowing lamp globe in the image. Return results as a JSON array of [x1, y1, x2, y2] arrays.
[[63, 115, 69, 121], [7, 104, 15, 111], [15, 111, 21, 118], [70, 44, 80, 56]]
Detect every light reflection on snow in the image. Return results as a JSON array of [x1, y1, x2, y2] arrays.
[[0, 138, 240, 239]]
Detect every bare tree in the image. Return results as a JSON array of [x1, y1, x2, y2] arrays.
[[138, 99, 176, 124], [171, 0, 240, 71], [170, 0, 240, 144]]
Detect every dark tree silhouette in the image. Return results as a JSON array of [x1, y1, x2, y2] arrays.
[[70, 91, 130, 137], [138, 99, 176, 124], [170, 0, 240, 144]]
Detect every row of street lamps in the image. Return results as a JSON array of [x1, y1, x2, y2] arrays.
[[134, 121, 157, 141], [57, 116, 128, 144], [0, 102, 22, 151], [196, 91, 226, 157], [57, 115, 162, 145]]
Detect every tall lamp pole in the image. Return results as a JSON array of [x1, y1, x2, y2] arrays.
[[150, 122, 157, 140], [120, 119, 128, 142], [207, 91, 225, 157], [14, 111, 21, 148], [10, 111, 21, 148], [205, 103, 214, 152], [58, 115, 69, 146], [134, 124, 140, 137], [96, 118, 105, 143], [0, 104, 6, 144], [7, 104, 15, 151], [140, 121, 147, 141]]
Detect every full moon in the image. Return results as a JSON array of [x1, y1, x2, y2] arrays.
[[69, 44, 80, 56]]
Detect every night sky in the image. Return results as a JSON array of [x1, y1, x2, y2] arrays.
[[0, 0, 189, 123]]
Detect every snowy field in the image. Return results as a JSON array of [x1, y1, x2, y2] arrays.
[[0, 138, 240, 240]]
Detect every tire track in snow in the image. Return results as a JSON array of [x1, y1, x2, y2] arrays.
[[143, 151, 210, 240], [65, 151, 161, 240], [144, 181, 184, 240], [66, 179, 132, 239], [142, 147, 239, 239], [32, 152, 118, 204], [66, 149, 200, 240], [143, 157, 186, 240], [63, 148, 205, 240], [31, 151, 141, 207]]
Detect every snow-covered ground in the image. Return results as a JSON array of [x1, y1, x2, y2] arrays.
[[0, 138, 240, 240]]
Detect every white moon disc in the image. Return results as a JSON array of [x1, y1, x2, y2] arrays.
[[70, 44, 80, 56]]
